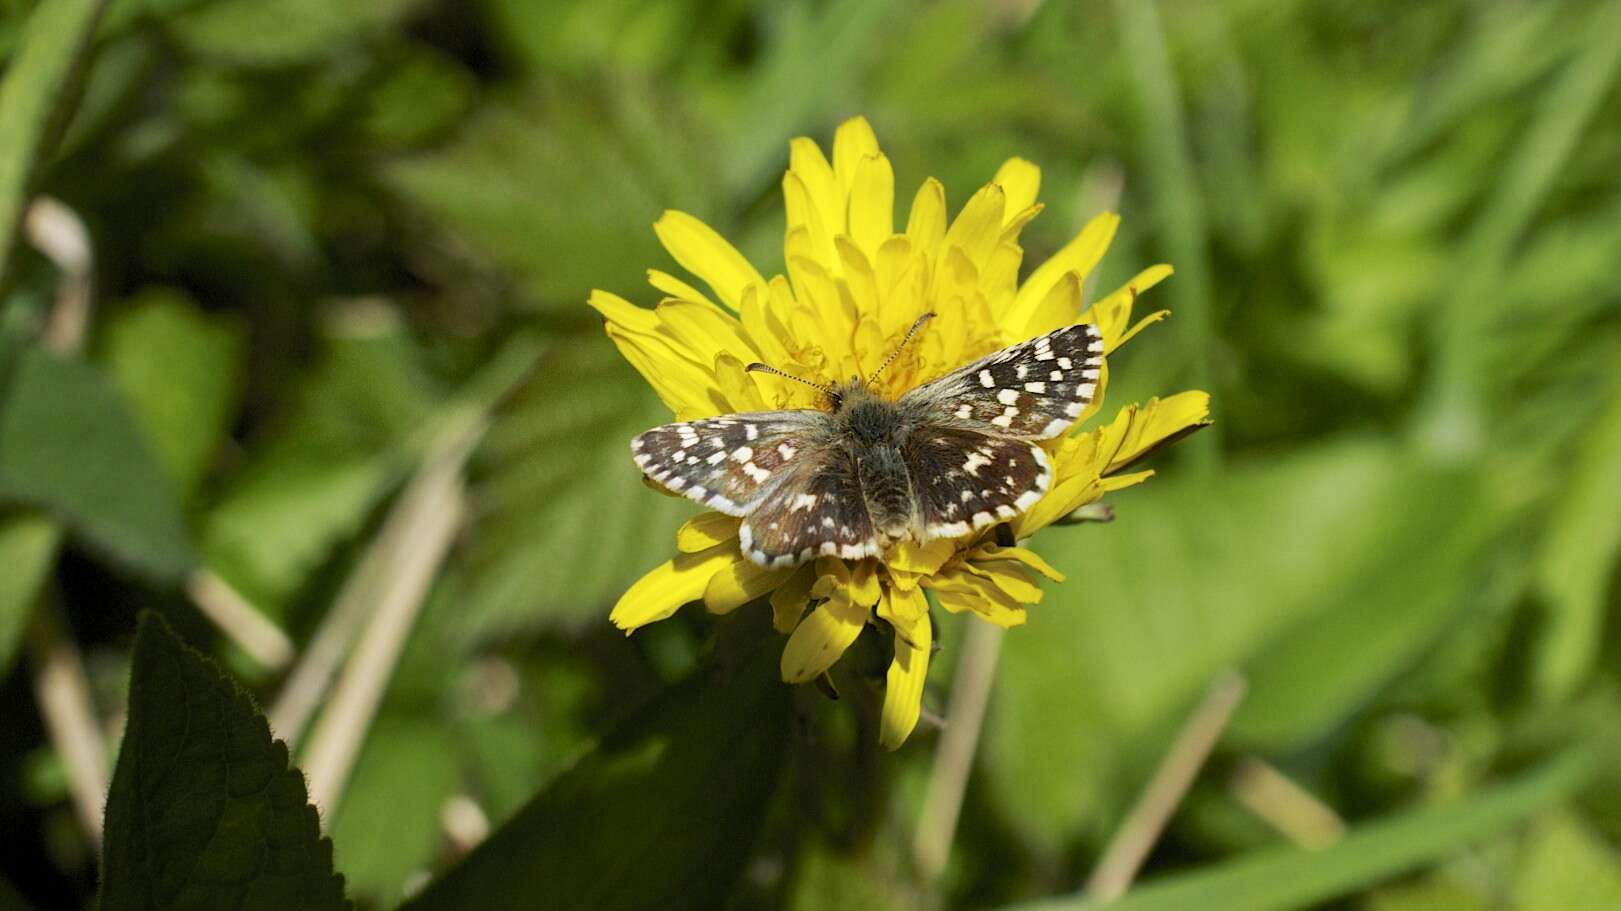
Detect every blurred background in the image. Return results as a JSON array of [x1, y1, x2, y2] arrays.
[[2, 0, 1620, 908]]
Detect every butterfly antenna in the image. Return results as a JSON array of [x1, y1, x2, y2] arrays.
[[867, 312, 935, 387], [745, 362, 838, 399]]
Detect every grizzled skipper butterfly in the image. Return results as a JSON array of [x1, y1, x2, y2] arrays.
[[631, 314, 1104, 568]]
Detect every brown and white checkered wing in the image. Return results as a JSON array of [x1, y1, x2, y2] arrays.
[[631, 411, 826, 516], [905, 427, 1051, 539], [901, 322, 1104, 440]]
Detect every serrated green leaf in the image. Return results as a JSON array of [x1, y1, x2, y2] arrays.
[[0, 346, 194, 581], [0, 0, 108, 286], [0, 510, 59, 675], [99, 289, 242, 499], [99, 612, 350, 911], [401, 640, 791, 911], [455, 338, 695, 642], [1000, 749, 1590, 911]]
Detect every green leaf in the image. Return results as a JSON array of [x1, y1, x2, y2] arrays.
[[0, 511, 60, 676], [100, 612, 349, 911], [455, 338, 695, 642], [0, 346, 194, 581], [0, 0, 108, 286], [1000, 749, 1590, 911], [401, 639, 792, 911], [1530, 378, 1621, 703], [99, 289, 243, 499]]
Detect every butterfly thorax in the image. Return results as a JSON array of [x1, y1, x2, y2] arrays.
[[828, 382, 922, 544]]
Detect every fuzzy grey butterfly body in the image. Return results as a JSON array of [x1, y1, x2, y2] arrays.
[[630, 321, 1105, 568]]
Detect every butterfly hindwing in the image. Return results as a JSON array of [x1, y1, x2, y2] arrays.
[[906, 427, 1051, 539], [902, 322, 1104, 439], [631, 411, 825, 516], [738, 444, 879, 568]]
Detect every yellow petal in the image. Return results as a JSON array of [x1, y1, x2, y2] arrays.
[[927, 569, 1030, 627], [677, 512, 740, 553], [654, 211, 766, 311], [886, 537, 956, 576], [610, 544, 736, 632], [1012, 211, 1120, 328], [877, 590, 932, 750], [963, 560, 1044, 605], [1017, 270, 1084, 339], [1112, 309, 1170, 352], [704, 558, 792, 614], [604, 323, 721, 419], [974, 544, 1066, 582], [879, 582, 929, 626], [712, 353, 770, 411], [770, 563, 817, 633], [588, 288, 659, 332], [739, 279, 798, 371], [655, 299, 759, 363], [1087, 264, 1173, 349], [847, 153, 895, 255], [992, 157, 1042, 217], [591, 291, 728, 418], [1099, 468, 1155, 491], [832, 116, 881, 192], [942, 183, 1005, 270], [789, 137, 841, 234], [1104, 391, 1213, 474], [999, 203, 1044, 247], [780, 588, 869, 683], [849, 559, 881, 607], [905, 178, 947, 254], [647, 269, 718, 309]]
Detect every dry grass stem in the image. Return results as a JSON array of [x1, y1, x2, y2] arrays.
[[1084, 669, 1247, 903]]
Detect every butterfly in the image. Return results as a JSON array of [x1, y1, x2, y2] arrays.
[[630, 315, 1105, 568]]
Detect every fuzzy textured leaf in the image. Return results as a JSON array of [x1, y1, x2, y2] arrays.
[[100, 613, 349, 911]]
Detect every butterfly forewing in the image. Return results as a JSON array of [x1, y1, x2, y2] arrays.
[[631, 411, 823, 516], [738, 445, 879, 568], [902, 322, 1104, 439], [906, 428, 1051, 538]]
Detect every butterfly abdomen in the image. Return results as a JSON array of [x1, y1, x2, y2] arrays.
[[856, 443, 916, 540]]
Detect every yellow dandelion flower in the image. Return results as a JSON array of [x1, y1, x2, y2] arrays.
[[592, 117, 1210, 749]]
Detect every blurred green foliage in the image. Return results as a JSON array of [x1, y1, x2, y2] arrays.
[[1, 0, 1619, 908]]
